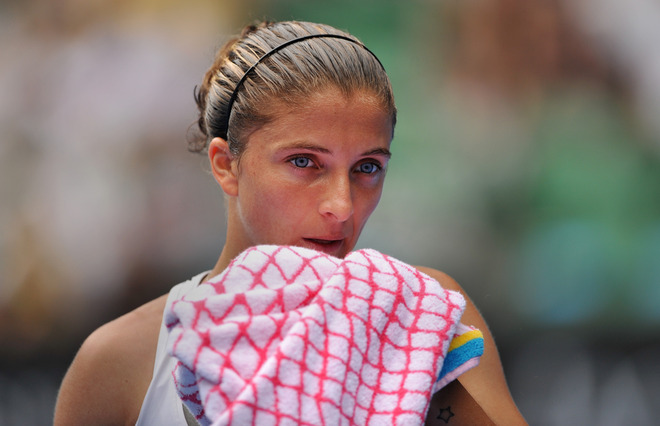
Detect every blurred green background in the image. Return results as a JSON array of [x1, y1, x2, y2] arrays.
[[1, 0, 659, 424]]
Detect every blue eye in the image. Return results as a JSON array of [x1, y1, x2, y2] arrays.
[[358, 162, 380, 174], [291, 157, 311, 168]]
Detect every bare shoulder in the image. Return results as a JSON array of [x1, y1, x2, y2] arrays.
[[415, 266, 487, 328], [54, 294, 168, 426], [415, 266, 528, 425], [415, 266, 465, 293], [415, 265, 488, 336]]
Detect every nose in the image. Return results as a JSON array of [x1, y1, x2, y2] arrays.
[[319, 173, 354, 222]]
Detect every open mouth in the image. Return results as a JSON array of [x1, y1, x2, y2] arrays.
[[305, 238, 340, 245], [302, 238, 344, 255]]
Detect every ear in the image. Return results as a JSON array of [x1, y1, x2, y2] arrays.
[[208, 137, 238, 196]]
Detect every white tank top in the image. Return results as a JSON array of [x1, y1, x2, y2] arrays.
[[135, 272, 207, 426]]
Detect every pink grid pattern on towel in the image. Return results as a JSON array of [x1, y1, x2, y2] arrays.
[[166, 245, 467, 425]]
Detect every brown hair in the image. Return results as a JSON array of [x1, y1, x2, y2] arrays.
[[189, 21, 396, 156]]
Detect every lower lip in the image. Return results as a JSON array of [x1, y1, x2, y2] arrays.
[[302, 239, 344, 256]]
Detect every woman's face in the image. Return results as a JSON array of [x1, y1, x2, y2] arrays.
[[225, 87, 393, 259]]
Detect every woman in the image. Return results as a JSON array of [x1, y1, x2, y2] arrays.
[[54, 21, 526, 425]]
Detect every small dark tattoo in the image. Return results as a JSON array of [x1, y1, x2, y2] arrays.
[[437, 406, 454, 423]]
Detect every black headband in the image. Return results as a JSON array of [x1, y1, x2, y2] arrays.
[[223, 33, 385, 139]]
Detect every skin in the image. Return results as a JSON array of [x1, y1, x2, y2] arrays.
[[54, 87, 526, 425], [421, 268, 526, 425], [206, 88, 393, 277]]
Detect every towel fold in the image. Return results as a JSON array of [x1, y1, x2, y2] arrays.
[[166, 245, 483, 425]]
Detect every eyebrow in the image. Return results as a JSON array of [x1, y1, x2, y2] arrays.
[[280, 143, 392, 158], [363, 147, 392, 158]]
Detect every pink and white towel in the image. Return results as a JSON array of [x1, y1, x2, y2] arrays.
[[166, 245, 483, 425]]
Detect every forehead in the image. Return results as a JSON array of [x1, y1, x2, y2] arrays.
[[268, 87, 393, 131], [243, 87, 393, 154]]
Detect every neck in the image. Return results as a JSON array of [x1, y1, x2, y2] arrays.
[[205, 245, 236, 282], [205, 202, 250, 282]]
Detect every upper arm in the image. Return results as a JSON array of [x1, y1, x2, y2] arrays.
[[425, 379, 495, 425], [54, 296, 166, 426], [416, 266, 527, 425], [54, 322, 136, 426]]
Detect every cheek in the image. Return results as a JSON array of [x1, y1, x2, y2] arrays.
[[239, 176, 306, 223], [355, 185, 384, 223]]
